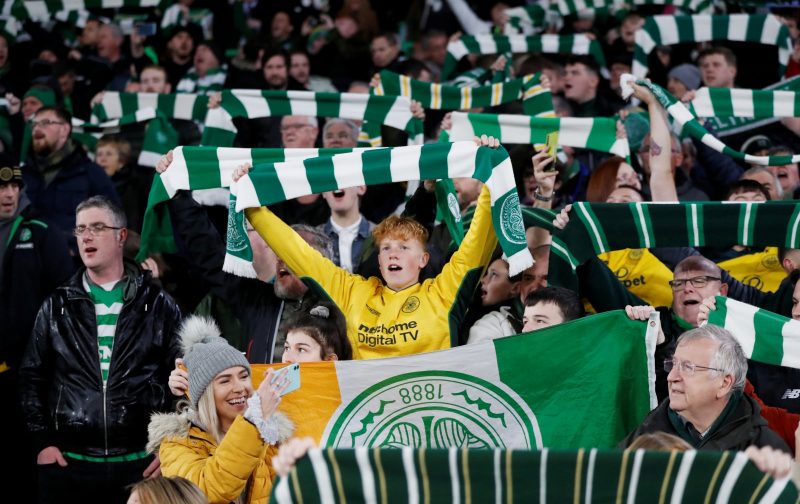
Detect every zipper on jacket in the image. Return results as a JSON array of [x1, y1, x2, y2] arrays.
[[269, 300, 285, 363], [54, 385, 63, 431], [102, 384, 109, 456]]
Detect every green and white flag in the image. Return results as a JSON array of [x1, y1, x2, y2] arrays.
[[622, 76, 800, 165], [272, 448, 797, 504], [442, 34, 608, 80], [231, 142, 533, 276], [503, 5, 546, 35], [266, 310, 658, 451], [137, 146, 361, 263], [374, 70, 555, 117], [708, 296, 800, 369], [549, 201, 800, 290], [633, 14, 792, 81], [448, 111, 630, 159]]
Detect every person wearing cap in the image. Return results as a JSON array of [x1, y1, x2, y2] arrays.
[[667, 63, 701, 100], [18, 195, 182, 504], [148, 315, 294, 504], [163, 25, 197, 89], [0, 154, 73, 502]]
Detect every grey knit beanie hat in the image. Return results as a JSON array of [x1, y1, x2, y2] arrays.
[[668, 64, 702, 91], [179, 315, 251, 411]]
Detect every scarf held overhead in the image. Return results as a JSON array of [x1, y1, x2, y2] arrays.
[[548, 201, 800, 290], [229, 142, 533, 276], [621, 76, 800, 166], [633, 14, 792, 81]]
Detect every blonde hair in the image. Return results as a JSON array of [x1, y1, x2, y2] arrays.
[[129, 477, 208, 504], [372, 215, 428, 246], [195, 386, 224, 444], [627, 432, 691, 451]]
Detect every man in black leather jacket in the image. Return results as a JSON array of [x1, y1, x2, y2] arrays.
[[18, 196, 182, 504]]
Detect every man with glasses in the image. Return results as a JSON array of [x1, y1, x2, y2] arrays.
[[621, 325, 788, 452], [21, 106, 118, 246], [19, 196, 182, 503]]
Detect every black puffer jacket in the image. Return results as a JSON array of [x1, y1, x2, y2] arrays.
[[620, 394, 790, 452], [18, 263, 182, 457]]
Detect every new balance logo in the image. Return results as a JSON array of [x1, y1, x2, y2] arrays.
[[781, 389, 800, 400]]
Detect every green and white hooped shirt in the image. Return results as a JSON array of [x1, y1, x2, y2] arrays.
[[84, 275, 125, 386]]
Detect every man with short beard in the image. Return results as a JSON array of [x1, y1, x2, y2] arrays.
[[163, 26, 196, 90], [21, 106, 118, 244], [158, 151, 335, 363]]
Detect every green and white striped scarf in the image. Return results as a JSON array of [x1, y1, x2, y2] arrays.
[[218, 89, 424, 148], [71, 109, 178, 163], [448, 111, 630, 159], [622, 77, 800, 165], [708, 296, 800, 369], [633, 14, 792, 81], [442, 34, 608, 80], [2, 0, 166, 20], [272, 447, 797, 504], [549, 201, 800, 290], [694, 77, 800, 137], [691, 83, 800, 119], [161, 3, 212, 40], [0, 15, 19, 42], [504, 5, 546, 35], [136, 146, 360, 262], [230, 142, 533, 276], [175, 66, 227, 95], [373, 70, 554, 117], [89, 91, 237, 164], [549, 0, 713, 16]]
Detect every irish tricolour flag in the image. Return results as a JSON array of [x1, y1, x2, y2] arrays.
[[254, 311, 658, 450]]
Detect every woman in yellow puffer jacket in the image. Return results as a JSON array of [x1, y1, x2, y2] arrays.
[[146, 316, 294, 504]]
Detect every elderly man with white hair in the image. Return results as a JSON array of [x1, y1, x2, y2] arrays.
[[620, 325, 789, 452]]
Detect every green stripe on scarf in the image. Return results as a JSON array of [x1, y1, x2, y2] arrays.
[[634, 14, 792, 81], [270, 448, 797, 503], [549, 201, 800, 290], [229, 142, 532, 276], [375, 70, 554, 117], [449, 112, 630, 159], [708, 296, 800, 369], [622, 77, 800, 165], [442, 34, 608, 80], [503, 5, 546, 35], [137, 147, 362, 262]]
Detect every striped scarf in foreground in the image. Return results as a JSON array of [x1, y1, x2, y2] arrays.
[[2, 0, 163, 21], [271, 447, 797, 504], [229, 142, 533, 277], [634, 14, 792, 81], [137, 146, 361, 262], [373, 70, 554, 117], [448, 111, 630, 159], [442, 34, 608, 80], [621, 76, 800, 165], [708, 296, 800, 369], [549, 201, 800, 290]]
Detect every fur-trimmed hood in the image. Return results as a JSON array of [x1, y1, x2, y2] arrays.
[[146, 409, 295, 454]]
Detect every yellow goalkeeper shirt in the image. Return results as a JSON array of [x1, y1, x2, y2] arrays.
[[247, 186, 497, 360]]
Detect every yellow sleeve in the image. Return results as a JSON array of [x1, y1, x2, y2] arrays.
[[430, 185, 498, 301], [246, 206, 364, 310], [159, 417, 266, 504]]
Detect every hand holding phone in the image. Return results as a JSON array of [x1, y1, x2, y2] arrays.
[[544, 131, 559, 171], [270, 363, 301, 397]]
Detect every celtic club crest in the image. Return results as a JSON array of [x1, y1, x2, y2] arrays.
[[498, 192, 526, 245], [323, 371, 541, 449]]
